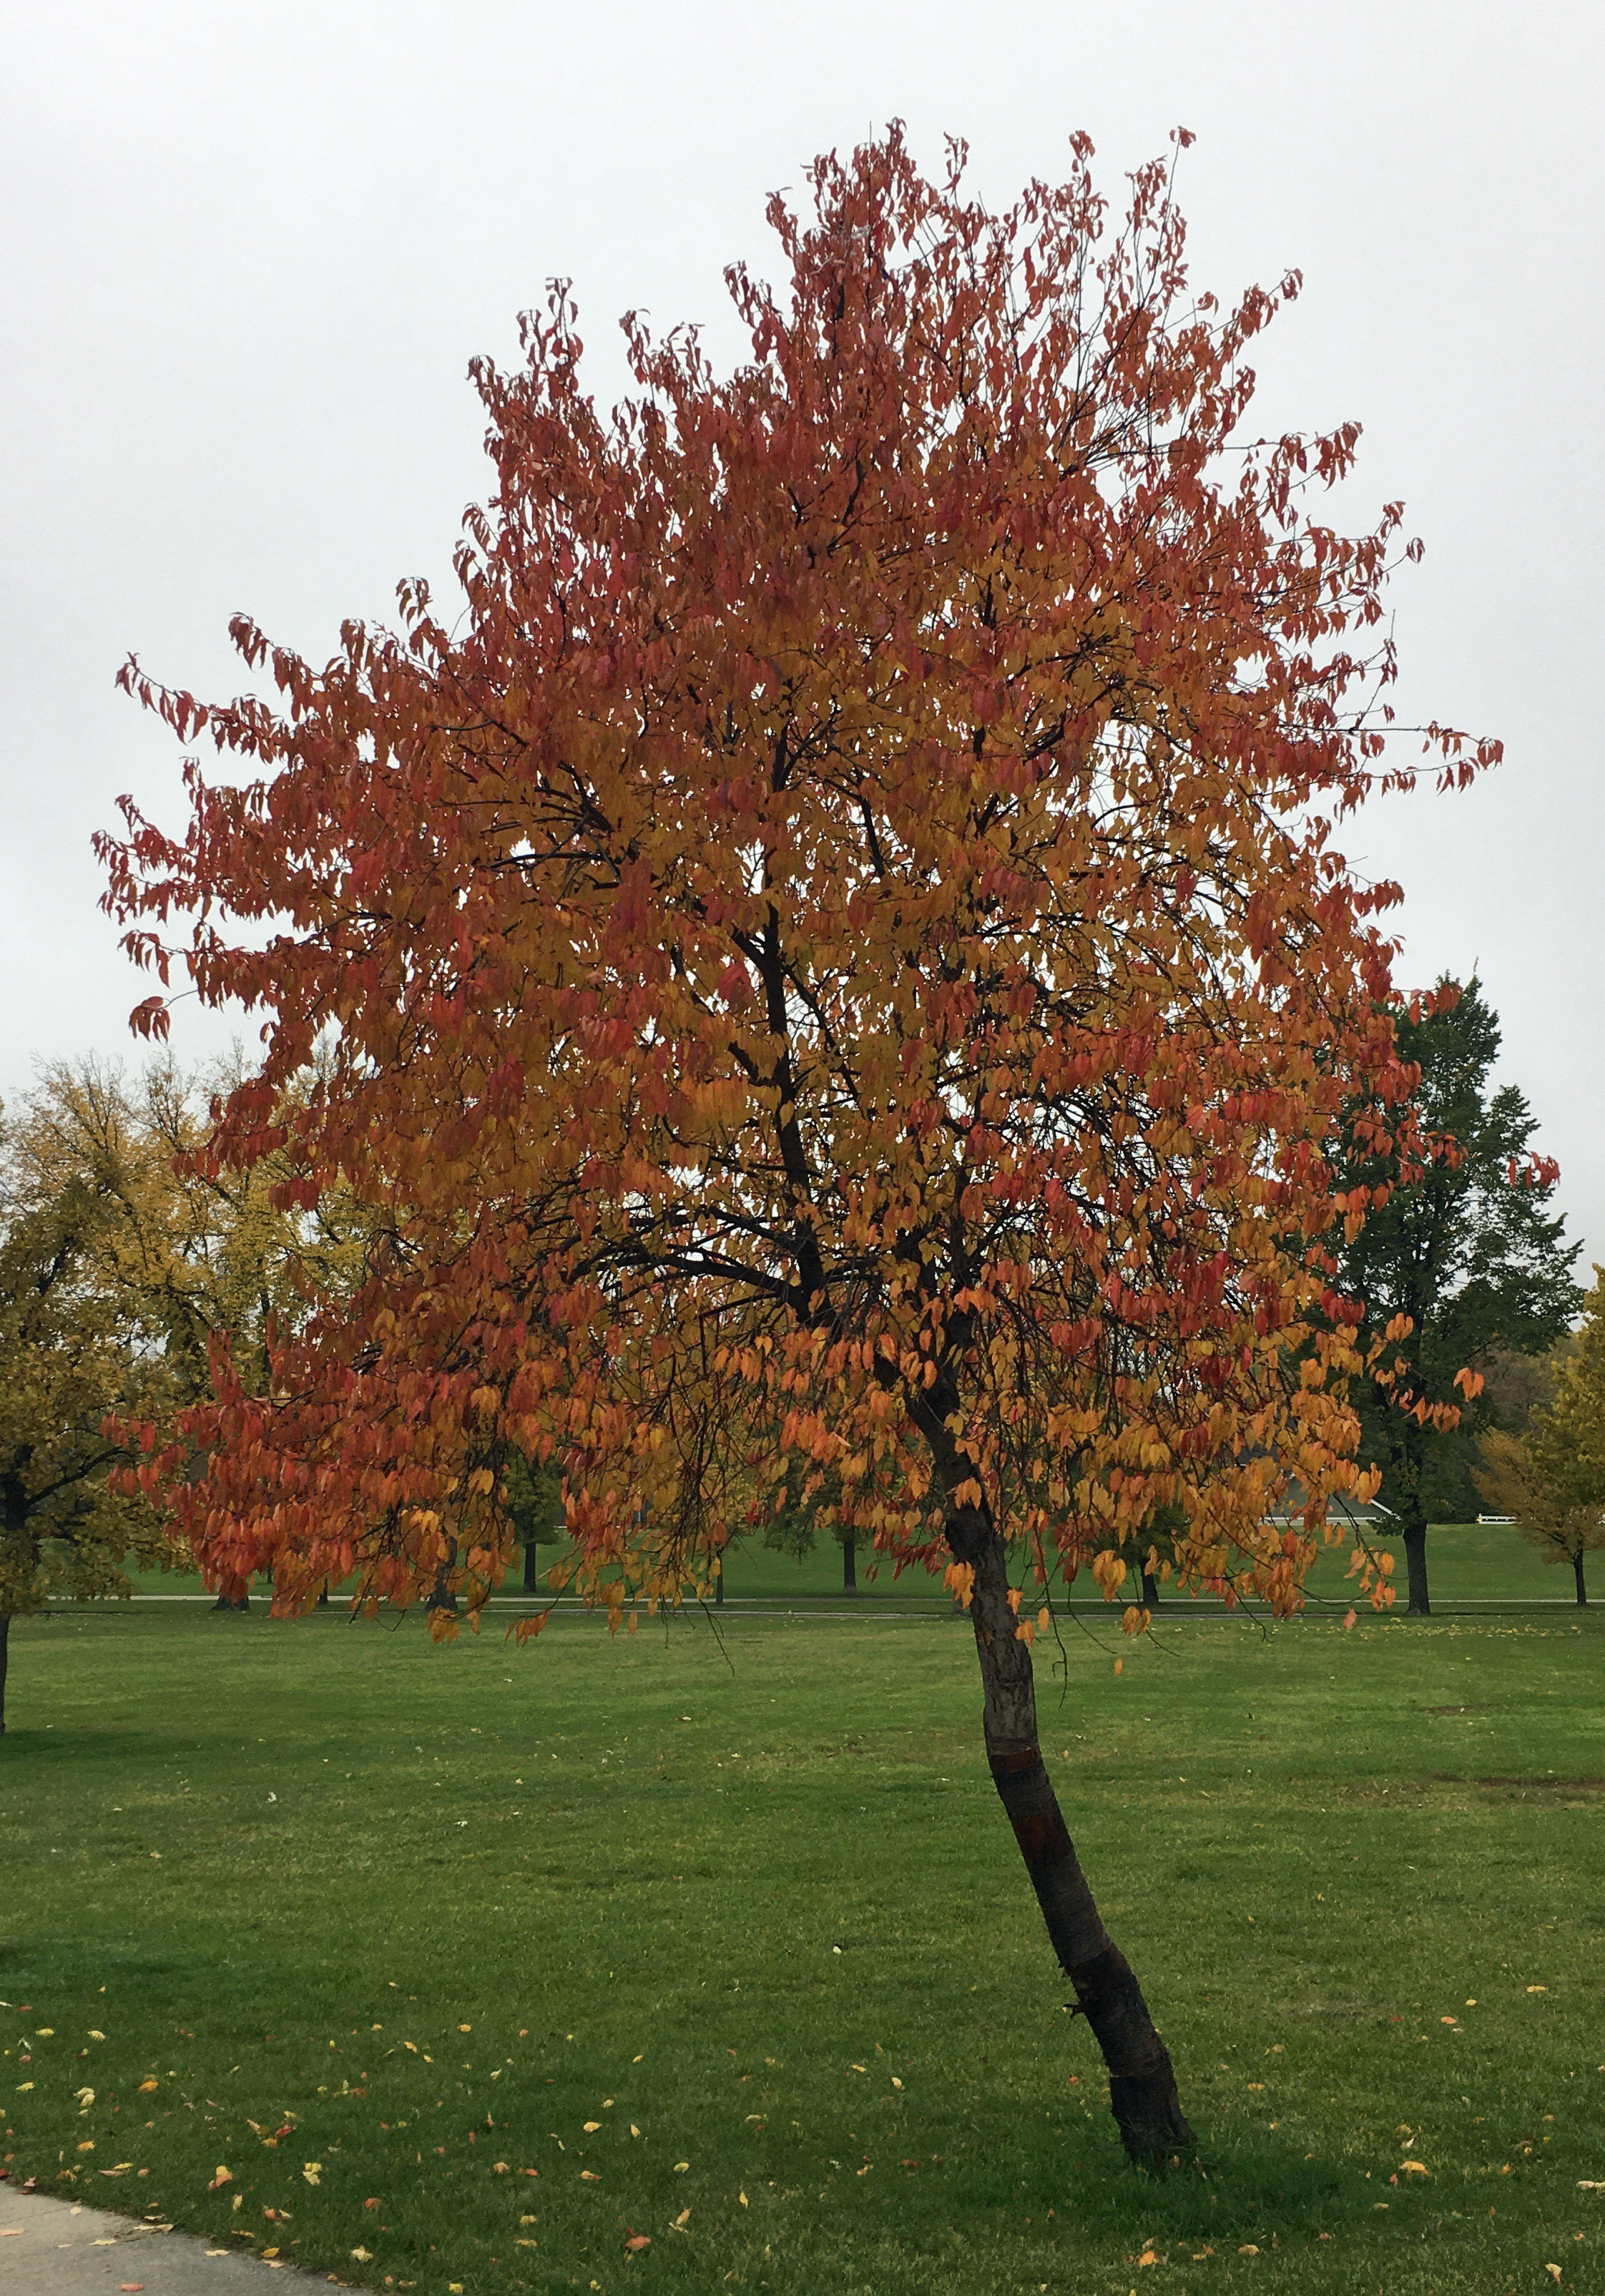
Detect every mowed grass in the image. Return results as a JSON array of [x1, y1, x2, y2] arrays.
[[2, 1604, 1603, 2296], [127, 1517, 1576, 1609]]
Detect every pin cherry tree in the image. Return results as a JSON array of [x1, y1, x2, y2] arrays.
[[100, 129, 1495, 2159]]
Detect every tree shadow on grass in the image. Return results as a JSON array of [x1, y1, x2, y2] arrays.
[[1003, 2116, 1416, 2250]]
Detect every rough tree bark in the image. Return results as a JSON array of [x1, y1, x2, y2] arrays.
[[913, 1393, 1194, 2159], [1400, 1505, 1430, 1616]]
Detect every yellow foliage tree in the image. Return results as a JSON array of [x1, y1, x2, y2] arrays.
[[1, 1060, 365, 1718], [1478, 1267, 1605, 1606]]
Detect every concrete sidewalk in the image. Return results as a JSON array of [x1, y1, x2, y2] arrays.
[[0, 2188, 325, 2294]]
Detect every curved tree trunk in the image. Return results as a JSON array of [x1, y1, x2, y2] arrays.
[[1400, 1508, 1430, 1616], [842, 1535, 857, 1595], [917, 1401, 1192, 2160]]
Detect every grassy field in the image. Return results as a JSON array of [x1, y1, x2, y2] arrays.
[[3, 1601, 1603, 2296], [127, 1518, 1581, 1610]]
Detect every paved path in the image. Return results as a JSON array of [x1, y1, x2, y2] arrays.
[[0, 2188, 324, 2295]]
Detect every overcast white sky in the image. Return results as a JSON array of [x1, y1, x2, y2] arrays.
[[4, 1, 1601, 1263]]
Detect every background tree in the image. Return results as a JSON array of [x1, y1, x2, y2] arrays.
[[0, 1076, 175, 1731], [1334, 979, 1580, 1614], [100, 129, 1494, 2159], [508, 1452, 567, 1593], [1476, 1266, 1605, 1605], [762, 1460, 863, 1596]]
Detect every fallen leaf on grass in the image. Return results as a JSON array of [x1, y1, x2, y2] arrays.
[[580, 2169, 600, 2182], [350, 2248, 373, 2262], [302, 2163, 322, 2185], [673, 2209, 690, 2228], [583, 2121, 602, 2133], [207, 2167, 232, 2191], [1546, 2270, 1562, 2286], [1238, 2244, 1260, 2255], [137, 2079, 158, 2094], [1138, 2251, 1159, 2267], [624, 2232, 651, 2253], [1400, 2160, 1429, 2176]]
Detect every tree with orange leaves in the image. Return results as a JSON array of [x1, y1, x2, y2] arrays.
[[99, 128, 1496, 2158]]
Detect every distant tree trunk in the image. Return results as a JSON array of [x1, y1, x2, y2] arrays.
[[212, 1577, 250, 1613], [426, 1566, 457, 1614], [316, 1581, 330, 1609], [916, 1393, 1193, 2161], [1141, 1568, 1159, 1610], [1400, 1506, 1430, 1616], [714, 1551, 725, 1606], [0, 1612, 9, 1735], [523, 1542, 541, 1594], [843, 1536, 857, 1595], [1575, 1550, 1589, 1607]]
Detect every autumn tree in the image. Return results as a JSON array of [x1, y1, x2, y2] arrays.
[[0, 1073, 176, 1731], [99, 129, 1497, 2158], [1334, 979, 1579, 1614], [1477, 1267, 1605, 1605]]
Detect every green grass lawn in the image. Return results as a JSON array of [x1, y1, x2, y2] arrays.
[[3, 1603, 1603, 2295], [127, 1518, 1581, 1610]]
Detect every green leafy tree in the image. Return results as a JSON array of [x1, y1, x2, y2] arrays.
[[1335, 980, 1581, 1614], [1477, 1267, 1605, 1605], [508, 1453, 566, 1592]]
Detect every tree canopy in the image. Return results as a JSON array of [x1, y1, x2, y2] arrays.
[[1334, 978, 1579, 1611], [99, 127, 1496, 2156], [1478, 1266, 1605, 1606], [1, 1070, 175, 1728]]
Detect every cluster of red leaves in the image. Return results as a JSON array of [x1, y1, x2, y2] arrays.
[[98, 128, 1493, 1629]]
